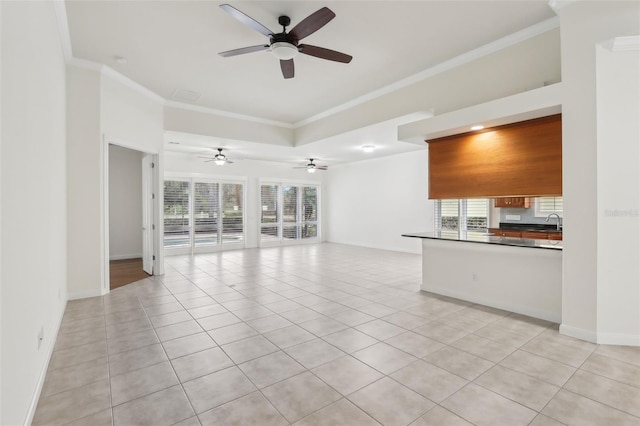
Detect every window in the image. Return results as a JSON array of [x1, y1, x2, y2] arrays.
[[164, 178, 244, 252], [260, 183, 320, 244], [163, 180, 190, 248], [435, 198, 489, 231], [535, 196, 563, 217]]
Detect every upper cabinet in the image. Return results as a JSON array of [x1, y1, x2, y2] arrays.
[[427, 115, 562, 199], [494, 197, 531, 208]]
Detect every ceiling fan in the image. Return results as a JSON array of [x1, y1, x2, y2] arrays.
[[294, 158, 328, 173], [218, 4, 353, 79], [197, 148, 235, 166]]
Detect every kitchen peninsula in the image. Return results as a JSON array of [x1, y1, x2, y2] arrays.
[[403, 231, 562, 322]]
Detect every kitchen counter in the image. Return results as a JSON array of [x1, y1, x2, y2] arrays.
[[403, 230, 562, 322], [402, 231, 563, 250]]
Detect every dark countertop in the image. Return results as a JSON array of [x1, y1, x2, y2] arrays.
[[497, 223, 562, 233], [402, 231, 563, 250]]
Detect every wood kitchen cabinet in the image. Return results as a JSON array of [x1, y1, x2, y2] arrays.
[[494, 197, 531, 208], [489, 228, 522, 238], [521, 231, 545, 239], [490, 228, 563, 240]]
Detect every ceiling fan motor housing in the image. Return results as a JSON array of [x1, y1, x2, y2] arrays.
[[278, 15, 291, 28]]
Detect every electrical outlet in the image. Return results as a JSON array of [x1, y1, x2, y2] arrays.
[[472, 273, 478, 282], [38, 327, 44, 350]]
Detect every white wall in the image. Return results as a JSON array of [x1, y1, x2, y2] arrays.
[[558, 0, 640, 344], [325, 150, 434, 254], [296, 28, 561, 145], [101, 75, 164, 154], [66, 66, 102, 299], [1, 2, 68, 424], [164, 152, 326, 249], [595, 42, 640, 344], [67, 69, 164, 298], [109, 145, 143, 260]]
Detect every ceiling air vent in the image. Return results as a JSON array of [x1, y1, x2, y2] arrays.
[[172, 89, 201, 103]]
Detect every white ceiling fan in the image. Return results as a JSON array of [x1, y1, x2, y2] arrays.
[[197, 148, 237, 166], [293, 158, 328, 173]]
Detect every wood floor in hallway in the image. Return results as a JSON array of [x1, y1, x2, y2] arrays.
[[110, 258, 150, 289]]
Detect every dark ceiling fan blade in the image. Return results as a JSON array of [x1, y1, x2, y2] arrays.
[[219, 4, 273, 37], [316, 166, 328, 170], [299, 44, 352, 63], [289, 7, 335, 41], [280, 59, 294, 79], [218, 44, 270, 58]]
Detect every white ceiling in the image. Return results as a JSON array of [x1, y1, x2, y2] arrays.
[[64, 1, 556, 166], [164, 112, 431, 166], [65, 1, 555, 126]]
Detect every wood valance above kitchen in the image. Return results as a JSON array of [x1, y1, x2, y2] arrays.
[[427, 114, 562, 199]]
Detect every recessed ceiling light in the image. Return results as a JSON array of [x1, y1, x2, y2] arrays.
[[470, 125, 484, 131], [114, 56, 127, 64], [362, 145, 376, 153]]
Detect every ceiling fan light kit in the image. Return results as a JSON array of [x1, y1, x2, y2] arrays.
[[197, 148, 235, 166], [271, 42, 298, 60], [218, 4, 353, 79], [293, 158, 328, 173]]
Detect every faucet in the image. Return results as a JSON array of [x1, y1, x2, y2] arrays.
[[546, 213, 562, 231]]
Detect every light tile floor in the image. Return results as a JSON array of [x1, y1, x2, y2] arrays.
[[33, 243, 640, 426]]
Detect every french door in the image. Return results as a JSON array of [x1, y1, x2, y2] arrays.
[[260, 183, 319, 245], [164, 178, 244, 254]]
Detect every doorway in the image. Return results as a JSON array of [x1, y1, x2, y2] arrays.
[[108, 144, 155, 289]]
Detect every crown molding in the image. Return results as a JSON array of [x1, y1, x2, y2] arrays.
[[100, 65, 166, 104], [67, 57, 165, 104], [164, 101, 294, 129], [294, 16, 560, 128], [547, 0, 580, 13], [54, 0, 561, 131]]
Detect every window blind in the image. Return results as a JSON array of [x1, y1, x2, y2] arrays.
[[260, 185, 279, 242], [302, 186, 318, 238], [439, 199, 459, 230], [435, 198, 488, 231], [261, 183, 320, 243], [164, 179, 245, 250], [193, 182, 219, 246], [536, 196, 563, 217], [222, 183, 244, 244], [466, 199, 489, 230], [163, 180, 190, 247]]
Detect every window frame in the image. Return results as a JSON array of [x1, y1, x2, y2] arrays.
[[534, 196, 563, 218], [435, 198, 490, 232], [259, 180, 321, 247], [163, 175, 246, 254]]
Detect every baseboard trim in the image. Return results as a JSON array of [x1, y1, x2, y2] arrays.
[[559, 324, 598, 344], [596, 331, 640, 346], [68, 288, 104, 300], [325, 239, 422, 255], [422, 284, 561, 323], [24, 299, 67, 425], [109, 253, 142, 261]]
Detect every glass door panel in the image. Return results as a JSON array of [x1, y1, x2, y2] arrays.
[[193, 182, 219, 246]]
